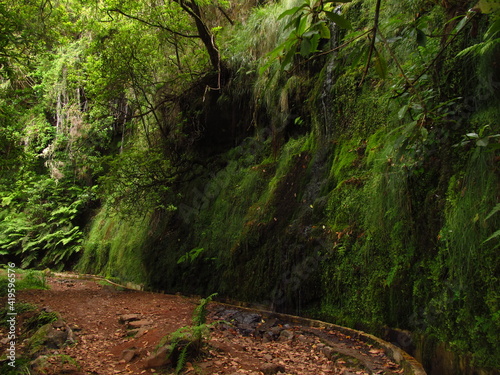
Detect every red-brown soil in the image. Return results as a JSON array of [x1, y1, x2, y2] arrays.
[[1, 276, 409, 375]]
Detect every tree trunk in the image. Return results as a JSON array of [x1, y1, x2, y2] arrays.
[[175, 0, 220, 73]]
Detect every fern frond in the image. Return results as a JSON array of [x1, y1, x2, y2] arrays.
[[175, 343, 190, 374], [192, 293, 217, 326]]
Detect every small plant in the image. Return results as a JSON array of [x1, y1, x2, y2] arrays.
[[24, 309, 59, 333], [0, 269, 48, 297], [158, 293, 218, 374], [0, 357, 31, 375], [19, 270, 48, 291], [0, 302, 37, 327]]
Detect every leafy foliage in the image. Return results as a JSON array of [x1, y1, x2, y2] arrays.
[[158, 293, 218, 373], [1, 0, 499, 371], [0, 177, 93, 269], [260, 0, 352, 73], [0, 269, 48, 297]]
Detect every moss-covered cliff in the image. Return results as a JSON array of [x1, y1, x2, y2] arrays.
[[74, 0, 499, 372]]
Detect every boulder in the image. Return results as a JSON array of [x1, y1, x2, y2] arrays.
[[145, 345, 171, 368], [28, 320, 76, 355]]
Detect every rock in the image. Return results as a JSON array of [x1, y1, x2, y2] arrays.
[[45, 327, 68, 349], [321, 346, 334, 359], [31, 354, 81, 375], [263, 331, 275, 342], [270, 326, 284, 335], [257, 318, 278, 333], [240, 312, 262, 325], [382, 327, 415, 353], [52, 319, 66, 328], [278, 329, 294, 342], [221, 310, 262, 326], [145, 345, 171, 368], [118, 314, 141, 324], [65, 325, 77, 345], [127, 319, 153, 329], [135, 327, 148, 338], [259, 363, 286, 375], [127, 326, 148, 338], [28, 320, 76, 355], [237, 323, 256, 336], [68, 323, 82, 331], [120, 347, 138, 363]]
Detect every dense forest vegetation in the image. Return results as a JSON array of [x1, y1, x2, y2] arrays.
[[1, 0, 499, 372]]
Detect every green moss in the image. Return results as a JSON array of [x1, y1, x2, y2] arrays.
[[0, 269, 48, 297], [76, 0, 499, 370], [77, 207, 148, 284], [27, 323, 53, 356]]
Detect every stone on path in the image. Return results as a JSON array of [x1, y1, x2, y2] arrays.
[[259, 362, 286, 375], [118, 314, 141, 324], [145, 345, 172, 368], [120, 347, 138, 363], [127, 319, 153, 329]]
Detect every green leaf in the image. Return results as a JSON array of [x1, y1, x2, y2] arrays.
[[1, 196, 13, 207], [282, 47, 296, 71], [373, 50, 388, 79], [324, 11, 352, 30], [259, 41, 288, 74], [416, 28, 427, 47], [485, 204, 500, 220], [485, 18, 500, 40], [297, 15, 308, 36], [398, 104, 409, 119], [421, 126, 429, 140], [453, 15, 469, 34], [483, 229, 500, 243], [478, 0, 500, 14], [310, 33, 321, 52], [317, 21, 331, 39], [300, 37, 312, 57], [476, 138, 489, 147], [284, 14, 301, 31], [277, 4, 307, 21]]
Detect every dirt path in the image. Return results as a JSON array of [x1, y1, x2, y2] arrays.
[[3, 276, 420, 374]]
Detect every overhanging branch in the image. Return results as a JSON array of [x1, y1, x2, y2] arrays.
[[107, 8, 200, 39]]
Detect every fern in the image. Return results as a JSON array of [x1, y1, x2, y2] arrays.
[[157, 294, 218, 373], [483, 204, 500, 244], [175, 343, 190, 374], [192, 293, 217, 326], [485, 203, 500, 220], [484, 229, 500, 243]]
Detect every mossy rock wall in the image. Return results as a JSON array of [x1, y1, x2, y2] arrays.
[[79, 0, 500, 371]]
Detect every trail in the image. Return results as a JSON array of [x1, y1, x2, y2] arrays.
[[3, 276, 426, 375]]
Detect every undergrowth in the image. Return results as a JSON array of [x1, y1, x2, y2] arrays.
[[0, 268, 48, 297], [157, 293, 218, 374]]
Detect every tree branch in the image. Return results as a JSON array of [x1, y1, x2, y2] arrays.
[[359, 0, 382, 86], [217, 6, 234, 26], [107, 8, 200, 39]]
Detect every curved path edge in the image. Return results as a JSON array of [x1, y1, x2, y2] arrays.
[[49, 272, 426, 375], [215, 303, 427, 375]]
